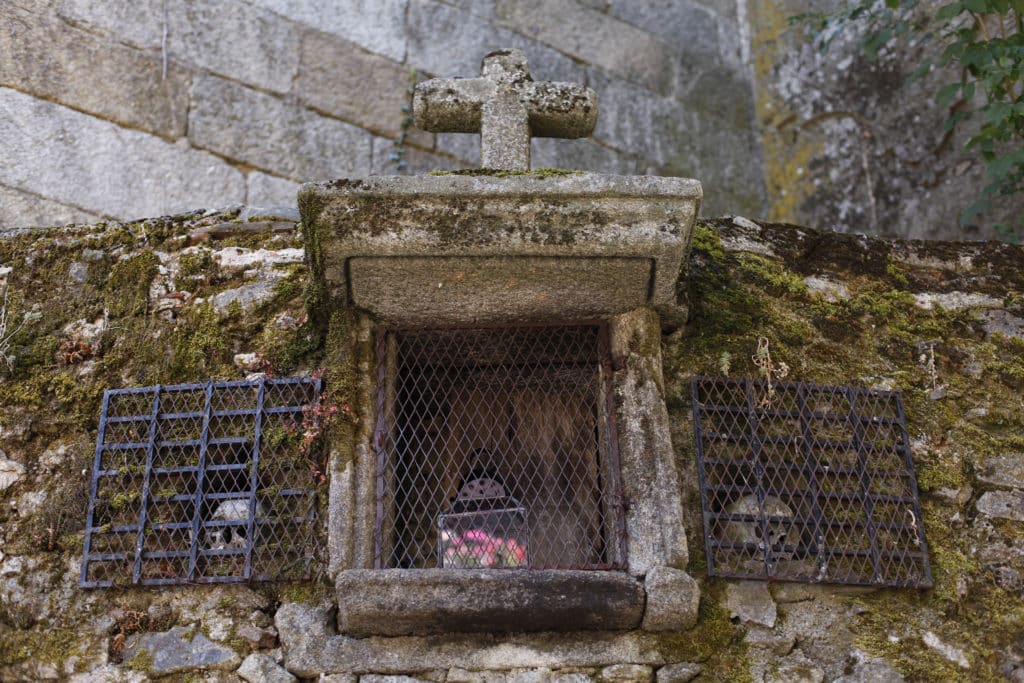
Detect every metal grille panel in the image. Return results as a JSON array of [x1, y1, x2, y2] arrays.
[[692, 376, 932, 588], [81, 378, 321, 587], [374, 324, 625, 570]]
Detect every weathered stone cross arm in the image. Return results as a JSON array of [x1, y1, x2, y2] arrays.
[[413, 48, 598, 171]]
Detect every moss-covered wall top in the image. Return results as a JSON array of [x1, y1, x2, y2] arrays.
[[0, 211, 1021, 681]]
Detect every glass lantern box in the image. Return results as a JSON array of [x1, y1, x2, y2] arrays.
[[438, 476, 529, 568]]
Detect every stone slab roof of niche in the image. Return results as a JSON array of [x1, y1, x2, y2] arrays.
[[301, 172, 701, 324], [300, 47, 702, 325]]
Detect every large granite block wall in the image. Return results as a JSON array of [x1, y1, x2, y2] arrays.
[[3, 1, 1019, 238], [0, 0, 763, 226]]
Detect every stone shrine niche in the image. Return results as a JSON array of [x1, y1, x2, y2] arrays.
[[301, 48, 701, 636], [376, 323, 624, 572]]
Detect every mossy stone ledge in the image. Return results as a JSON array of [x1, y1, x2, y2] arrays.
[[299, 173, 702, 325]]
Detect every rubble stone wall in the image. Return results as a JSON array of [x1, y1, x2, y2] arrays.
[[1, 211, 1022, 681], [747, 0, 1024, 240]]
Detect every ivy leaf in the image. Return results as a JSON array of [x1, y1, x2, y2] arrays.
[[935, 2, 965, 20], [962, 198, 992, 223], [936, 82, 962, 107], [864, 28, 894, 58]]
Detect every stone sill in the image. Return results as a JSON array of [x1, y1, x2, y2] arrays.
[[335, 568, 645, 636]]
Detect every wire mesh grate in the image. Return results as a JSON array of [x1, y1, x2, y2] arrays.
[[374, 323, 626, 570], [81, 377, 322, 588], [692, 376, 932, 588]]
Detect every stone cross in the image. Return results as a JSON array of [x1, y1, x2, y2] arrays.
[[412, 48, 598, 171]]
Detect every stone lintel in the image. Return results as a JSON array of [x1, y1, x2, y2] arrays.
[[301, 173, 701, 325], [335, 569, 645, 636]]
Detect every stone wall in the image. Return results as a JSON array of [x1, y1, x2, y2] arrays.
[[1, 210, 1022, 681], [748, 0, 1024, 241], [5, 1, 1020, 240], [0, 0, 763, 226]]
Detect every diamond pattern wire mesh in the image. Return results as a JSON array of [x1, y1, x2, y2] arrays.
[[692, 376, 932, 588], [81, 378, 321, 588], [374, 323, 626, 570]]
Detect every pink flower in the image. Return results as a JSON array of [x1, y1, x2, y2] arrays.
[[462, 529, 491, 544], [504, 539, 527, 564], [442, 528, 528, 568]]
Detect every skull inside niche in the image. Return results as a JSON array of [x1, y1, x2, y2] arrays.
[[723, 494, 797, 561], [205, 498, 265, 550]]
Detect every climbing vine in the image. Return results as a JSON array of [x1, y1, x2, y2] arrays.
[[794, 1, 1024, 239]]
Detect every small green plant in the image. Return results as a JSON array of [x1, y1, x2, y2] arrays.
[[154, 486, 179, 499], [752, 336, 790, 405], [0, 280, 41, 369], [109, 491, 139, 512], [718, 351, 732, 375]]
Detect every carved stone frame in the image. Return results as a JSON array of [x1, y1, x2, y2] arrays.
[[302, 173, 701, 635]]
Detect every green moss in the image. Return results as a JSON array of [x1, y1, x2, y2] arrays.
[[264, 265, 306, 312], [278, 580, 330, 605], [105, 250, 160, 317], [20, 335, 60, 370], [690, 220, 727, 262], [175, 249, 218, 291], [427, 168, 581, 178], [124, 647, 155, 673], [49, 370, 104, 427], [915, 457, 968, 493], [737, 253, 809, 298], [885, 260, 911, 287], [653, 594, 743, 664], [0, 626, 80, 669], [165, 302, 229, 381], [296, 198, 331, 333], [833, 282, 917, 321], [853, 581, 1022, 682], [109, 491, 139, 512], [324, 310, 358, 403], [989, 334, 1024, 389]]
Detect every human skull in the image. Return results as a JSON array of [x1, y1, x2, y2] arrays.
[[723, 494, 797, 561], [204, 498, 265, 551]]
